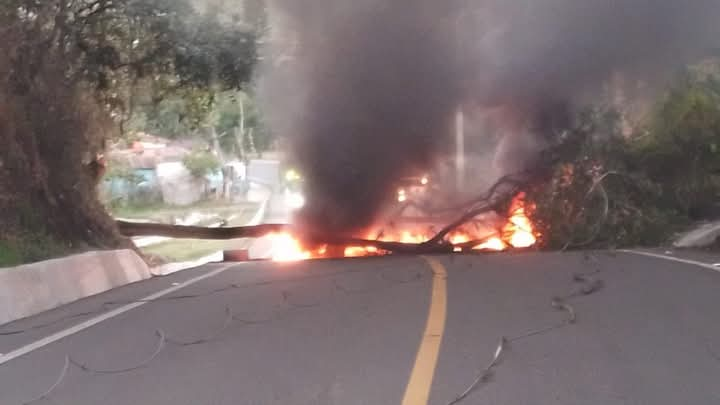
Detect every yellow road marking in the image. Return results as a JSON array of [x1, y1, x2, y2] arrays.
[[401, 256, 448, 405]]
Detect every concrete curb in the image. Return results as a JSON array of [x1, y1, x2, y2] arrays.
[[0, 250, 151, 325], [674, 221, 720, 248], [0, 197, 272, 326]]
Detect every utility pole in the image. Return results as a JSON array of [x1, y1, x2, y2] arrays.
[[455, 107, 465, 191], [455, 7, 466, 192]]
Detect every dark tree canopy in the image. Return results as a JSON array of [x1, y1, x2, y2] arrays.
[[0, 0, 261, 265]]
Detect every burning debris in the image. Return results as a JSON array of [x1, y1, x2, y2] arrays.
[[503, 193, 537, 249], [266, 233, 312, 262], [238, 169, 539, 261], [118, 173, 540, 261], [265, 188, 537, 261]]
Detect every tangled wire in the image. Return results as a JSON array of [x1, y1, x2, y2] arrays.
[[445, 253, 605, 405], [6, 253, 606, 405], [6, 262, 426, 405]]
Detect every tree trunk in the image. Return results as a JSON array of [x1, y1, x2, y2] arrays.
[[210, 126, 222, 159], [247, 127, 257, 157], [116, 221, 455, 254], [0, 75, 131, 264], [235, 92, 249, 162]]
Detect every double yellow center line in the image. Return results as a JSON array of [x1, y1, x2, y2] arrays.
[[401, 256, 448, 405]]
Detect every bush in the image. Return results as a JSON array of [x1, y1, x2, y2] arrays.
[[633, 68, 720, 218], [529, 107, 688, 249], [530, 65, 720, 249], [0, 232, 68, 267], [182, 150, 221, 178]]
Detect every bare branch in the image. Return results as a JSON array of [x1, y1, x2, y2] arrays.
[[423, 172, 532, 246]]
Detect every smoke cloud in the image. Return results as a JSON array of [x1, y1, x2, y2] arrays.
[[260, 0, 720, 236]]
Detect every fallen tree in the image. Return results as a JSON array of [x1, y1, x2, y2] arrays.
[[528, 105, 693, 249], [118, 99, 703, 254], [118, 172, 534, 255], [117, 221, 291, 240]]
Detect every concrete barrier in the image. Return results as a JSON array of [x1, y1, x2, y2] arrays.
[[674, 221, 720, 248], [0, 250, 151, 325]]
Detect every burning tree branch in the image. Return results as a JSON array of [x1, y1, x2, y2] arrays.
[[422, 172, 531, 246], [117, 171, 538, 258], [117, 221, 455, 254]]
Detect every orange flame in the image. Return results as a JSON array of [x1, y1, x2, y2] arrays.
[[343, 246, 366, 257], [470, 193, 536, 251], [503, 193, 537, 249], [449, 234, 470, 245], [344, 245, 381, 257], [397, 231, 428, 244], [268, 233, 311, 262], [473, 237, 506, 251], [268, 193, 537, 262]]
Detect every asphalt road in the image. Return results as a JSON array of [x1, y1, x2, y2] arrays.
[[2, 250, 720, 405]]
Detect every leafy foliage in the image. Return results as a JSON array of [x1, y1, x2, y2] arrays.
[[531, 109, 676, 248], [183, 150, 222, 178], [633, 66, 720, 217], [120, 1, 273, 157], [0, 0, 262, 263], [212, 90, 274, 155], [127, 88, 274, 158], [532, 65, 720, 249]]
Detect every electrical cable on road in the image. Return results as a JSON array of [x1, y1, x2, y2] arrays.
[[445, 254, 605, 405], [164, 307, 234, 347], [446, 338, 506, 405], [13, 254, 605, 405], [13, 263, 427, 405], [21, 356, 70, 405], [333, 270, 423, 294], [0, 311, 104, 336], [0, 263, 410, 337], [69, 330, 166, 375]]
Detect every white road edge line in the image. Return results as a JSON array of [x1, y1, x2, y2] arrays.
[[0, 264, 234, 366], [620, 249, 720, 274]]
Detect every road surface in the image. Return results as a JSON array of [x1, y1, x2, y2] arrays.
[[2, 250, 720, 404]]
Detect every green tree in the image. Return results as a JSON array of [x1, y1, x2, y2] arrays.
[[530, 107, 685, 249], [128, 88, 274, 160], [635, 66, 720, 217], [0, 0, 258, 264], [213, 90, 274, 159], [124, 1, 273, 160], [183, 150, 222, 178], [530, 64, 720, 249]]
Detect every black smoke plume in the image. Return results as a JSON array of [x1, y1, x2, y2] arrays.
[[260, 0, 720, 236]]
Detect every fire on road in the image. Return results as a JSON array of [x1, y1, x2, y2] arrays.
[[266, 192, 538, 262]]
